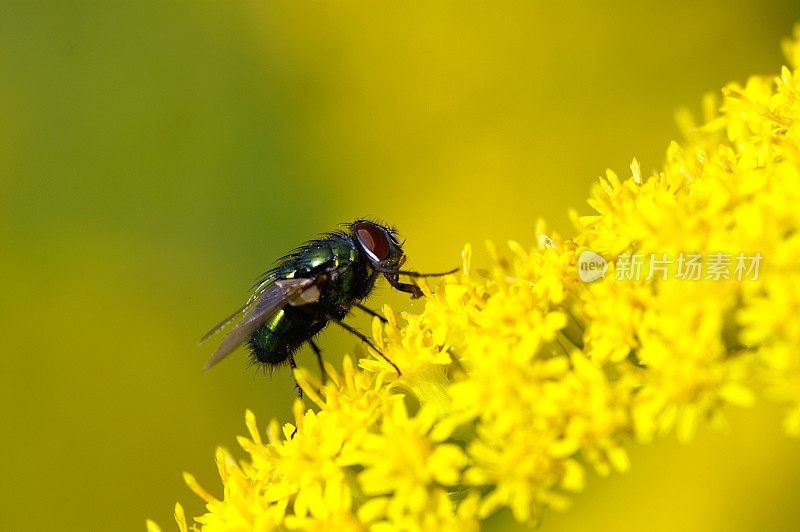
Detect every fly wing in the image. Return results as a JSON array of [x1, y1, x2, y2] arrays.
[[202, 277, 315, 371], [198, 275, 278, 345], [198, 302, 252, 345]]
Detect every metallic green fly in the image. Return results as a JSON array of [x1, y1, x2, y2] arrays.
[[200, 219, 456, 395]]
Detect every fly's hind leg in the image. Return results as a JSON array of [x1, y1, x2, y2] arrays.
[[288, 353, 302, 400], [309, 339, 326, 384], [289, 353, 301, 440]]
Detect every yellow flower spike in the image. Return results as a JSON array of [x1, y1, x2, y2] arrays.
[[293, 368, 325, 408], [381, 304, 397, 328], [416, 277, 433, 298], [323, 360, 342, 389], [245, 409, 262, 446], [167, 27, 800, 532], [174, 503, 188, 532], [607, 446, 630, 473], [484, 239, 500, 265], [605, 168, 622, 192], [507, 239, 527, 259], [461, 243, 472, 275], [215, 447, 234, 485], [719, 382, 756, 408], [371, 316, 385, 351], [630, 157, 643, 185], [285, 479, 362, 531], [183, 472, 217, 504], [267, 418, 282, 444], [429, 444, 467, 485], [292, 398, 306, 433], [145, 519, 162, 532], [560, 459, 586, 493], [342, 355, 356, 393], [675, 404, 700, 443], [784, 407, 800, 436], [356, 497, 389, 524]]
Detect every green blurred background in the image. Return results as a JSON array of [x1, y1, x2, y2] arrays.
[[2, 2, 800, 530]]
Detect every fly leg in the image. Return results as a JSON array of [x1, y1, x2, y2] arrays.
[[355, 303, 388, 323], [289, 353, 302, 439], [309, 339, 326, 384], [383, 273, 423, 299], [288, 353, 303, 400], [325, 314, 401, 375], [378, 268, 459, 299]]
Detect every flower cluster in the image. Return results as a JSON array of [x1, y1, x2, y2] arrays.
[[149, 26, 800, 531]]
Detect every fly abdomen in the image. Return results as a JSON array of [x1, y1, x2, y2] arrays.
[[248, 307, 326, 367], [248, 325, 289, 366]]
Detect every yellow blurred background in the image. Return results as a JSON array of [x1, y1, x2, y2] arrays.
[[2, 2, 800, 530]]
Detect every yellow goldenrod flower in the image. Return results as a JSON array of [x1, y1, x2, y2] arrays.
[[153, 25, 800, 531]]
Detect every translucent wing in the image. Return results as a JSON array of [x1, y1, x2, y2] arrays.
[[202, 277, 317, 371], [198, 275, 276, 345], [198, 302, 253, 345]]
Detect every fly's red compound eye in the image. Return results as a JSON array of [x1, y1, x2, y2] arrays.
[[354, 221, 391, 262]]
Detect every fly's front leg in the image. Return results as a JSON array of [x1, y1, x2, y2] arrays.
[[384, 273, 423, 299]]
